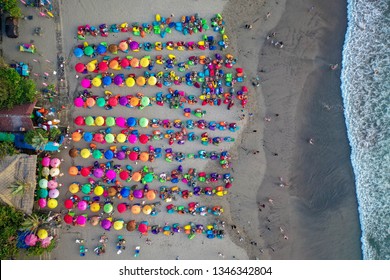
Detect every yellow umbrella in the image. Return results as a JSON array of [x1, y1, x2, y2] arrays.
[[37, 229, 48, 239], [147, 76, 157, 86], [69, 183, 79, 194], [116, 133, 126, 143], [125, 77, 135, 87], [136, 76, 146, 86], [142, 205, 152, 215], [90, 202, 100, 212], [94, 185, 104, 196], [95, 116, 105, 126], [80, 148, 91, 159], [47, 198, 58, 209], [140, 57, 150, 68], [113, 220, 124, 230], [92, 77, 102, 87], [87, 61, 96, 72]]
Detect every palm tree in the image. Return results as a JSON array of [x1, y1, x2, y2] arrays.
[[8, 180, 31, 196], [20, 213, 43, 234], [30, 133, 48, 150]]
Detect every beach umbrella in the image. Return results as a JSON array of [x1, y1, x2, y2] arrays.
[[116, 133, 126, 143], [139, 134, 149, 144], [126, 220, 136, 232], [101, 219, 112, 230], [140, 57, 150, 68], [140, 96, 150, 107], [81, 78, 91, 88], [143, 173, 154, 183], [102, 76, 112, 86], [86, 97, 96, 108], [92, 77, 102, 87], [68, 183, 79, 194], [139, 152, 149, 162], [25, 234, 38, 246], [120, 58, 130, 68], [138, 223, 148, 233], [37, 188, 48, 198], [105, 133, 115, 143], [49, 189, 59, 199], [104, 203, 113, 213], [41, 157, 50, 167], [96, 44, 107, 55], [81, 183, 91, 194], [77, 200, 88, 211], [125, 77, 135, 87], [37, 198, 46, 208], [108, 96, 118, 107], [130, 58, 139, 68], [64, 199, 74, 209], [146, 190, 156, 201], [80, 148, 91, 159], [94, 116, 105, 126], [63, 214, 73, 224], [120, 187, 130, 198], [37, 229, 48, 240], [136, 76, 146, 86], [132, 172, 141, 182], [98, 61, 108, 72], [128, 135, 137, 145], [96, 97, 106, 107], [119, 170, 129, 180], [47, 198, 58, 209], [68, 166, 79, 176], [47, 180, 58, 189], [114, 75, 123, 85], [133, 189, 143, 199], [84, 46, 94, 56], [73, 47, 83, 58], [41, 167, 50, 177], [50, 168, 60, 177], [108, 187, 117, 197], [80, 167, 91, 177], [119, 41, 128, 52], [108, 44, 118, 53], [106, 170, 116, 180], [128, 151, 138, 161], [74, 97, 84, 107], [72, 131, 82, 141], [109, 60, 119, 70], [93, 133, 104, 143], [76, 215, 87, 226], [117, 203, 127, 213], [93, 168, 104, 178], [116, 151, 126, 160], [92, 149, 103, 159], [131, 205, 141, 215], [104, 150, 114, 160], [39, 178, 48, 188], [50, 158, 61, 168], [139, 117, 149, 128], [85, 116, 94, 126], [127, 117, 137, 127], [86, 61, 96, 72], [142, 205, 152, 215], [147, 76, 157, 86], [94, 185, 104, 196], [83, 132, 93, 142], [74, 116, 85, 126], [129, 41, 139, 50], [113, 220, 124, 230], [130, 96, 139, 107], [116, 117, 126, 127], [90, 202, 100, 212], [90, 216, 100, 226], [105, 116, 115, 126]]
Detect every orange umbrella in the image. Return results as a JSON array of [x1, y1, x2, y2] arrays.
[[131, 205, 141, 214], [130, 58, 139, 68], [72, 131, 82, 142], [68, 166, 78, 176], [118, 41, 128, 52], [146, 190, 156, 201], [130, 97, 140, 107], [139, 152, 149, 162], [86, 97, 96, 107], [132, 172, 141, 182], [136, 76, 146, 86], [109, 60, 119, 70], [142, 205, 152, 215]]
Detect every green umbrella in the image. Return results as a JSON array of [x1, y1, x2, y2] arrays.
[[39, 179, 48, 188], [92, 149, 103, 159], [105, 133, 115, 143], [142, 173, 154, 183], [139, 117, 149, 128], [84, 46, 94, 56], [96, 97, 106, 107], [104, 203, 113, 213], [37, 188, 48, 198], [140, 96, 150, 107], [81, 183, 91, 194], [105, 116, 115, 127], [85, 116, 94, 126]]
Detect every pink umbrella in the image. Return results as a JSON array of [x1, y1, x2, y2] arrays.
[[47, 180, 58, 189], [106, 170, 116, 180], [117, 203, 127, 213], [41, 237, 53, 248], [77, 200, 88, 211], [101, 219, 112, 230], [41, 157, 50, 167], [133, 189, 144, 199], [38, 198, 47, 208], [93, 168, 104, 178], [25, 234, 38, 246], [138, 223, 148, 233], [128, 134, 137, 144], [81, 78, 91, 88], [50, 158, 61, 168], [48, 189, 59, 199], [116, 117, 126, 127], [76, 215, 87, 225], [74, 97, 84, 107]]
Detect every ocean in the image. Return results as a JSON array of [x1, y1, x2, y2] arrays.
[[341, 0, 390, 260]]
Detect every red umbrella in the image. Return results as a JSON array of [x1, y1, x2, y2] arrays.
[[139, 134, 149, 144], [64, 199, 74, 209], [108, 97, 118, 107], [117, 203, 127, 213], [138, 223, 148, 233], [120, 58, 130, 68], [80, 167, 91, 177], [75, 63, 86, 73], [93, 133, 104, 143], [129, 151, 138, 161], [119, 170, 129, 180], [63, 214, 73, 224], [98, 61, 108, 72], [74, 116, 85, 126]]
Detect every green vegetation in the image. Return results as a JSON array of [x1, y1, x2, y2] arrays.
[[0, 62, 37, 109], [26, 239, 56, 256], [0, 141, 19, 159], [0, 205, 24, 259], [0, 0, 22, 18], [24, 128, 48, 150], [8, 181, 32, 197]]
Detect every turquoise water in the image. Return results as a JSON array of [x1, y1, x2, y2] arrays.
[[341, 0, 390, 259]]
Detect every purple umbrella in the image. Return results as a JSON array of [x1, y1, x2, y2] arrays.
[[114, 75, 123, 85], [133, 189, 144, 199], [116, 151, 126, 160], [129, 41, 139, 50], [74, 97, 84, 107], [116, 117, 126, 127], [119, 96, 128, 106], [101, 219, 112, 230], [106, 169, 116, 180], [81, 78, 91, 88], [93, 168, 104, 178], [49, 189, 60, 198]]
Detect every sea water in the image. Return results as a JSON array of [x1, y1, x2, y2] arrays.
[[341, 0, 390, 259]]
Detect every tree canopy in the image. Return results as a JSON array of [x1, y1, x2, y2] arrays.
[[0, 0, 22, 17]]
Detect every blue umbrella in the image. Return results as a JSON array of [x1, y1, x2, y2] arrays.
[[104, 150, 114, 160], [96, 44, 107, 55], [102, 76, 112, 86], [73, 47, 83, 58], [120, 187, 130, 198], [83, 132, 93, 142], [127, 117, 137, 127]]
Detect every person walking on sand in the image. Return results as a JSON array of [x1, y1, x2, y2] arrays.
[[309, 138, 315, 145]]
